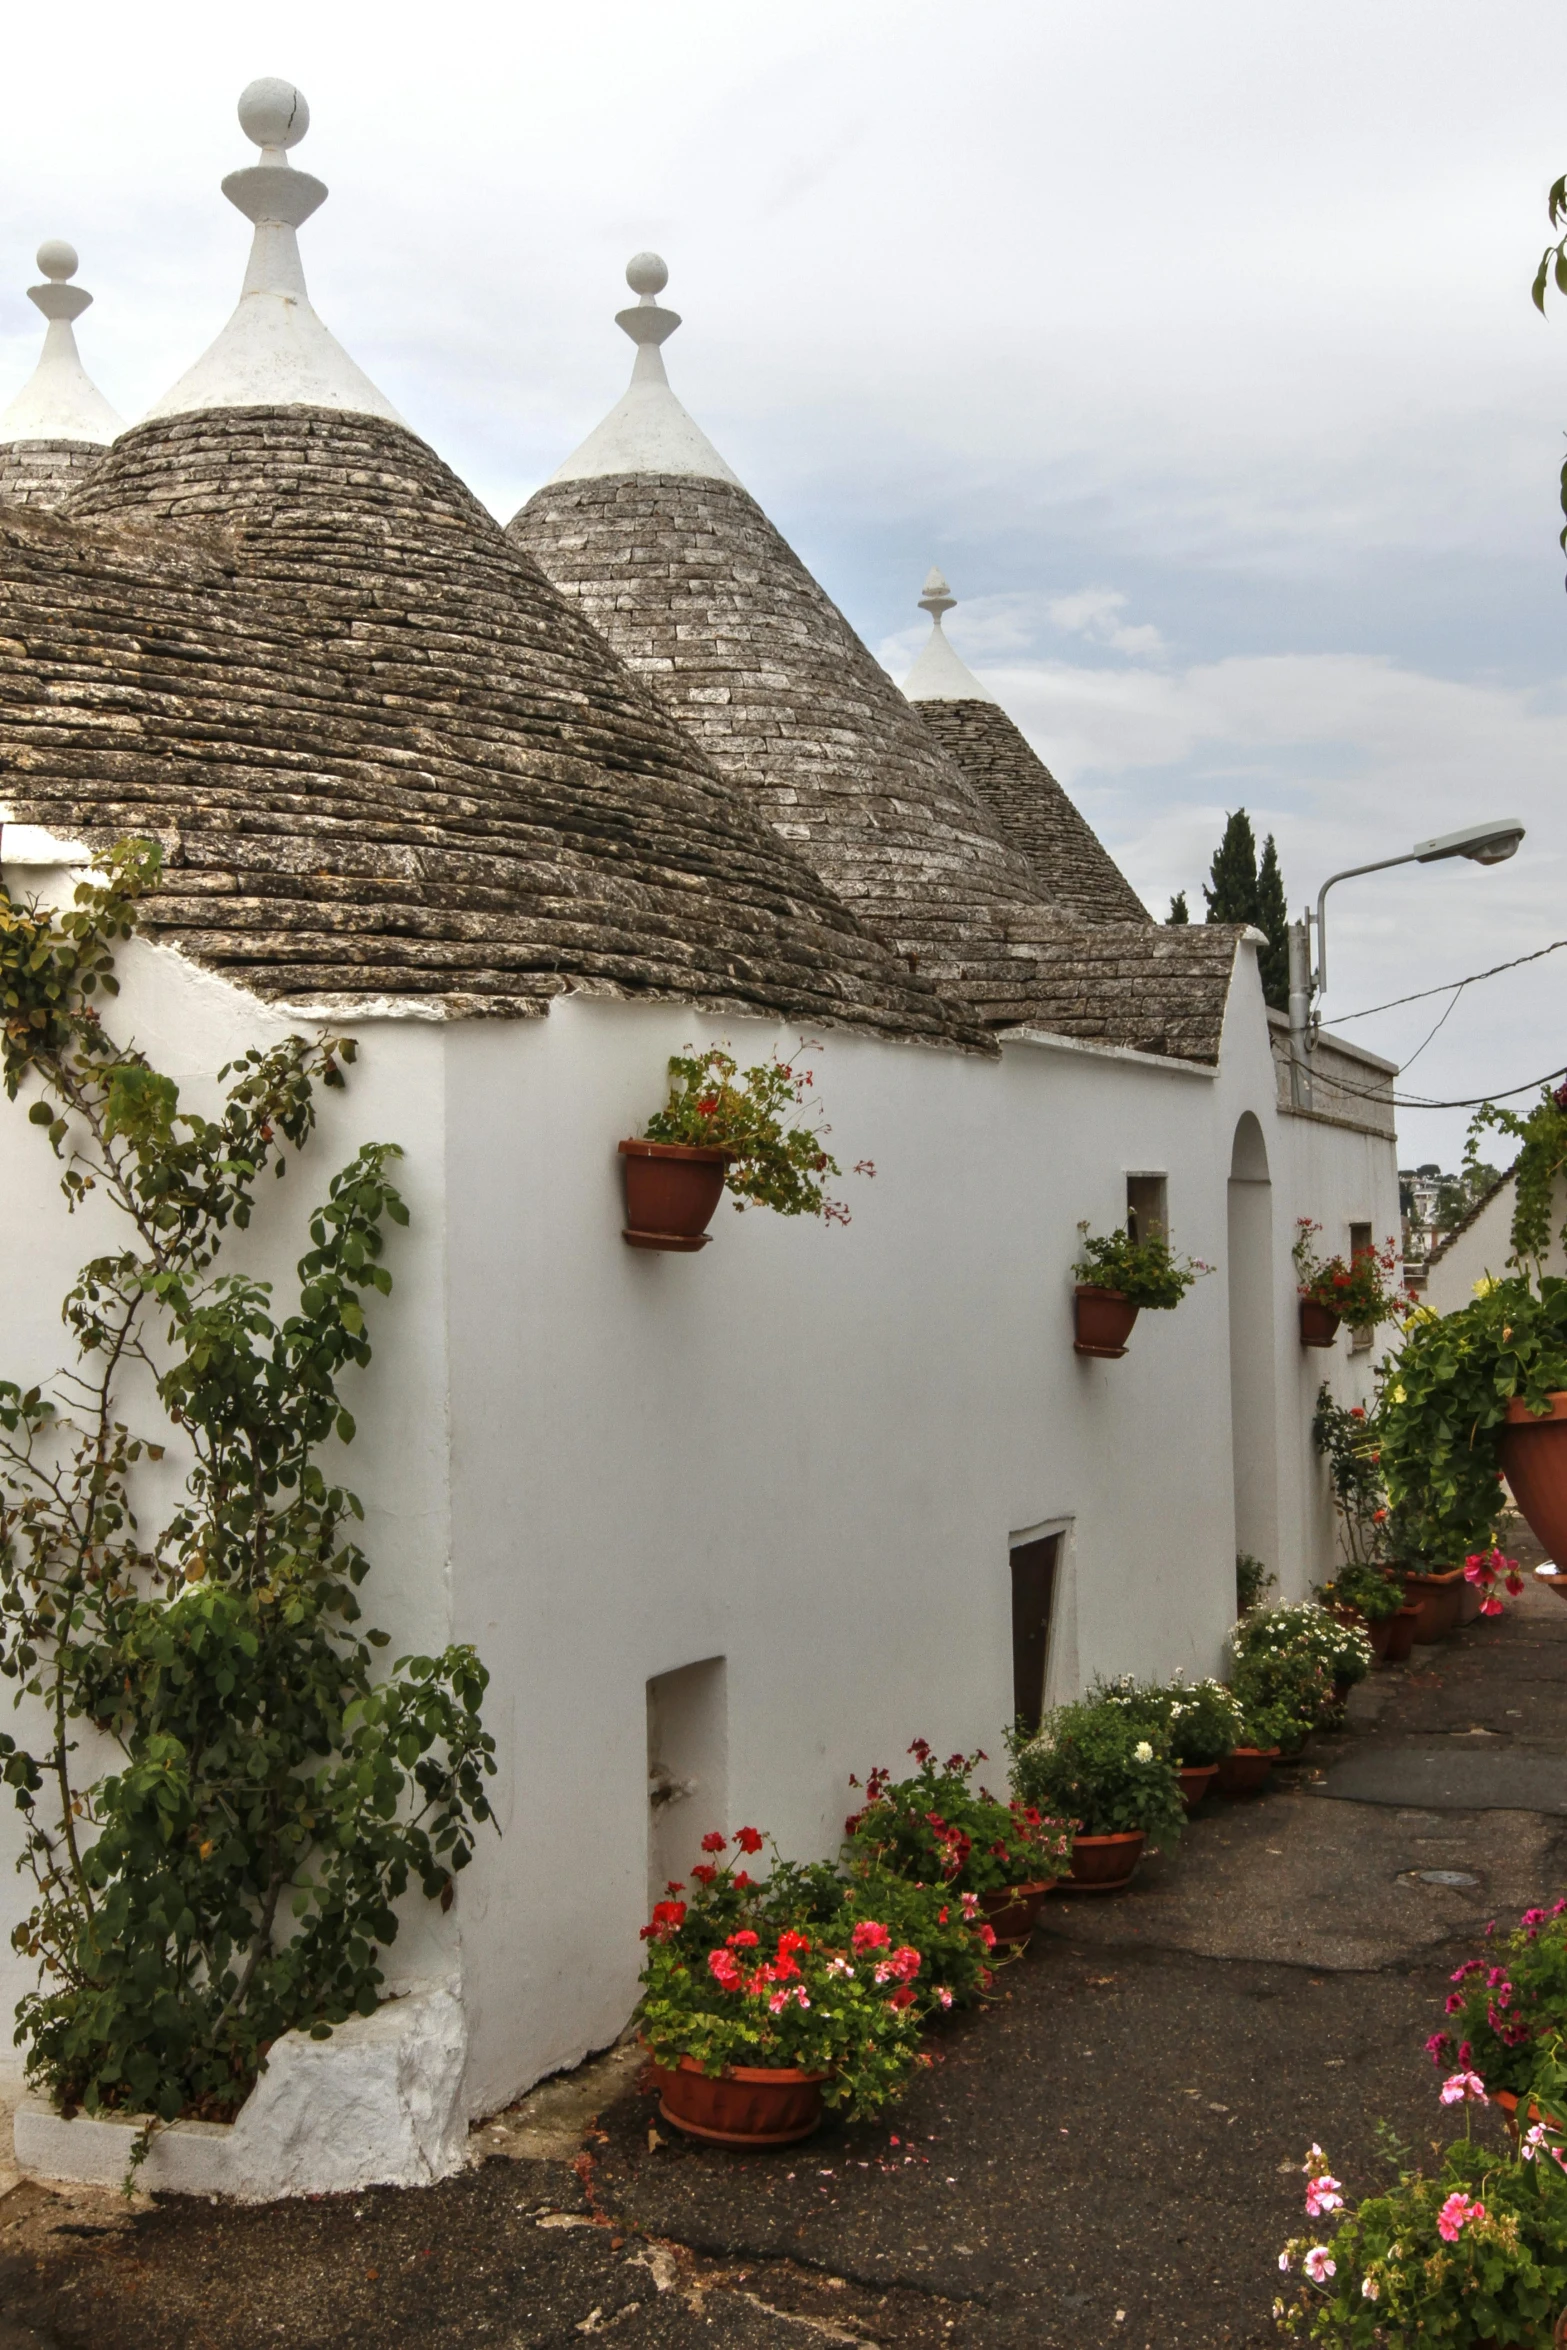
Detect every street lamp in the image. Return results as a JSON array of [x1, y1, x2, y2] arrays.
[[1285, 816, 1525, 1108]]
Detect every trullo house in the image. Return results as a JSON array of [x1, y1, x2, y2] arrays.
[[0, 81, 1397, 2194]]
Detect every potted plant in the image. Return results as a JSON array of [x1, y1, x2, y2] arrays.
[[1316, 1560, 1405, 1659], [619, 1043, 870, 1251], [1071, 1221, 1211, 1358], [1274, 2109, 1567, 2345], [1096, 1674, 1246, 1810], [1427, 1899, 1567, 2112], [636, 1830, 928, 2145], [1229, 1601, 1373, 1740], [1292, 1220, 1410, 1349], [1212, 1698, 1284, 1796], [1009, 1700, 1185, 1891], [842, 1741, 1072, 1950]]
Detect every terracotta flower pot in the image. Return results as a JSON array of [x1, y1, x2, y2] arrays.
[[1298, 1298, 1342, 1348], [1366, 1614, 1395, 1659], [1539, 1568, 1567, 1606], [1177, 1762, 1219, 1812], [618, 1139, 728, 1252], [1382, 1605, 1419, 1664], [1401, 1566, 1464, 1643], [1066, 1831, 1145, 1891], [1495, 2088, 1567, 2138], [1073, 1286, 1139, 1358], [1501, 1393, 1567, 1567], [655, 2055, 827, 2147], [1213, 1745, 1279, 1797], [978, 1879, 1053, 1947], [1456, 1574, 1484, 1626]]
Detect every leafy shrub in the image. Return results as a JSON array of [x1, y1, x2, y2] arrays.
[[1316, 1560, 1405, 1624], [1237, 1552, 1277, 1614], [1009, 1700, 1186, 1846], [640, 1043, 870, 1222], [1276, 2128, 1567, 2346], [1379, 1281, 1567, 1559], [0, 847, 495, 2130], [1097, 1675, 1246, 1768], [1072, 1223, 1210, 1311], [1427, 1900, 1567, 2100], [1227, 1603, 1368, 1755], [842, 1740, 1072, 1896], [1311, 1387, 1394, 1568]]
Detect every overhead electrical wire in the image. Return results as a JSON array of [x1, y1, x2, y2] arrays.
[[1330, 937, 1567, 1024]]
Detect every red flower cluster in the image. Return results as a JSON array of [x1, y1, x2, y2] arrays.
[[640, 1899, 688, 1943]]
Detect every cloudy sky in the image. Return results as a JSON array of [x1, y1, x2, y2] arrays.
[[3, 1, 1563, 1168]]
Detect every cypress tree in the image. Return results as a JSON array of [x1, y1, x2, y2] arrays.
[[1167, 890, 1189, 924], [1254, 833, 1289, 1011], [1203, 809, 1259, 925]]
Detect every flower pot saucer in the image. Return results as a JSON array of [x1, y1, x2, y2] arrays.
[[1073, 1340, 1128, 1359], [623, 1227, 711, 1252]]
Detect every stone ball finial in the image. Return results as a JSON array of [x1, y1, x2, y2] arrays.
[[626, 252, 669, 298], [238, 77, 310, 152], [35, 240, 79, 283]]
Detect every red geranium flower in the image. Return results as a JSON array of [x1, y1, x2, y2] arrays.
[[735, 1826, 764, 1854], [700, 1832, 727, 1853], [690, 1865, 717, 1886], [851, 1920, 892, 1955]]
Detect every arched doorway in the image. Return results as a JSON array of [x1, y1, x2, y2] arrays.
[[1228, 1112, 1278, 1577]]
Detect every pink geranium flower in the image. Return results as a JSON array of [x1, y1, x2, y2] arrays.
[[1305, 2174, 1344, 2217], [1439, 2070, 1488, 2106], [1303, 2246, 1336, 2284], [1437, 2192, 1485, 2242]]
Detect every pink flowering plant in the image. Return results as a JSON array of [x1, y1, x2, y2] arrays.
[[640, 1043, 873, 1223], [1275, 2118, 1567, 2345], [1463, 1549, 1526, 1620], [636, 1829, 926, 2115], [842, 1741, 1073, 1898], [1427, 1900, 1567, 2101]]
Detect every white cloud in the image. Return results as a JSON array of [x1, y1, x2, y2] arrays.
[[1045, 588, 1167, 661]]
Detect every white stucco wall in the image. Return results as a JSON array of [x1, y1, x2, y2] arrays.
[[0, 910, 1398, 2125], [1422, 1175, 1564, 1315]]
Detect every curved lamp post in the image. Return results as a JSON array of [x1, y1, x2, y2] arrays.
[[1286, 817, 1526, 1109]]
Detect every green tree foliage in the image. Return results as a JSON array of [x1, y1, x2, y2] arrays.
[[0, 845, 495, 2131], [1195, 810, 1288, 1009], [1167, 890, 1189, 925], [1202, 808, 1260, 925], [1254, 832, 1290, 1011]]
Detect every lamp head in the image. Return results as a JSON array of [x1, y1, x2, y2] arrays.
[[1412, 818, 1525, 867]]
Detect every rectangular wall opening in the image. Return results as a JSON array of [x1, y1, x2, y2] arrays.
[[1009, 1534, 1061, 1736], [1126, 1173, 1169, 1244], [1348, 1220, 1374, 1352], [646, 1658, 728, 1912]]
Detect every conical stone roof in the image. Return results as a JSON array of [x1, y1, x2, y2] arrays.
[[1, 241, 124, 511], [0, 92, 979, 1048], [0, 408, 972, 1041], [513, 261, 1239, 1054], [902, 573, 1150, 928]]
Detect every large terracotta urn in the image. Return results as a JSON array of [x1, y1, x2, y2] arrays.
[[1500, 1392, 1567, 1566]]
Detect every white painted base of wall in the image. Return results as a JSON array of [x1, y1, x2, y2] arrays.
[[12, 1987, 468, 2201]]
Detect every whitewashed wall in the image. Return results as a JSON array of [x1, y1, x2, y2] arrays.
[[1422, 1176, 1565, 1314], [0, 912, 1398, 2120]]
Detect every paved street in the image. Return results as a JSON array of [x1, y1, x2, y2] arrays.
[[2, 1568, 1563, 2350]]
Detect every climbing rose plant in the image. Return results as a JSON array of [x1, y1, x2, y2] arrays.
[[0, 843, 496, 2129]]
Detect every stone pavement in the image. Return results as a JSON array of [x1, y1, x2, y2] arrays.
[[1, 1575, 1563, 2350]]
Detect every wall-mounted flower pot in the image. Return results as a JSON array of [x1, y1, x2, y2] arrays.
[[653, 2056, 825, 2147], [1500, 1391, 1567, 1566], [1074, 1285, 1139, 1358], [1298, 1298, 1342, 1348], [978, 1879, 1053, 1947], [618, 1140, 728, 1252], [1382, 1605, 1419, 1663], [1213, 1745, 1279, 1797], [1177, 1762, 1219, 1812], [1401, 1566, 1464, 1643], [1065, 1830, 1144, 1891]]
